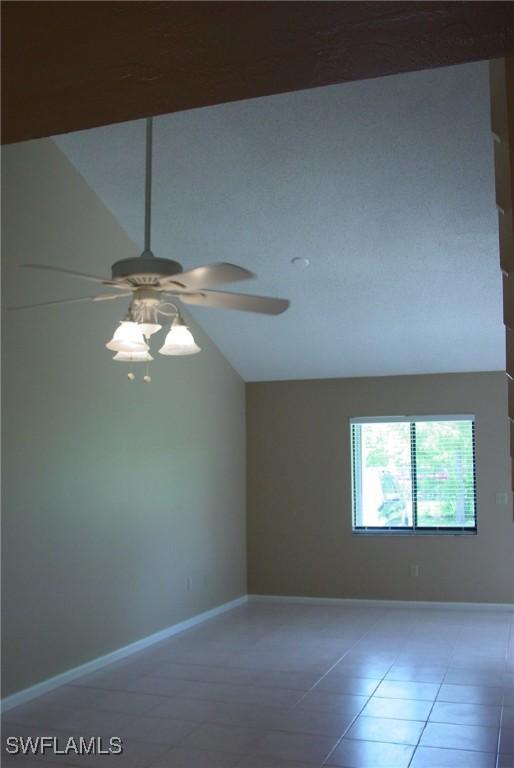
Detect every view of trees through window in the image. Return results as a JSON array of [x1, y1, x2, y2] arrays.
[[352, 418, 476, 531]]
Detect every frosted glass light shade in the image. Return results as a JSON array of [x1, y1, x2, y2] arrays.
[[158, 322, 201, 356], [106, 321, 148, 352], [139, 322, 162, 337], [138, 304, 161, 337], [113, 350, 154, 362]]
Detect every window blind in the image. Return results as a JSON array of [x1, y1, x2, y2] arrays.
[[351, 416, 477, 533]]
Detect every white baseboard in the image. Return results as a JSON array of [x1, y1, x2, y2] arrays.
[[249, 594, 514, 611], [1, 595, 248, 713]]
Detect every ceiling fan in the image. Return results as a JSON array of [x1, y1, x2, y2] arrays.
[[12, 118, 289, 372]]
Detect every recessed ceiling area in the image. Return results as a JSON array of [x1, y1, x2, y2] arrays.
[[54, 60, 503, 382]]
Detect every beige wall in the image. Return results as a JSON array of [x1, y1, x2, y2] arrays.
[[1, 139, 246, 698], [247, 373, 514, 604]]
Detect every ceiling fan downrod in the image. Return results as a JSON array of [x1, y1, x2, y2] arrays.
[[143, 117, 154, 259], [109, 118, 184, 281]]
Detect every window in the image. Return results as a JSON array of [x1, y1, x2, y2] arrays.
[[351, 416, 477, 534]]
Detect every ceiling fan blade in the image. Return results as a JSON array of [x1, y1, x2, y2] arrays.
[[93, 292, 132, 302], [22, 264, 117, 286], [8, 295, 100, 311], [8, 292, 132, 311], [162, 262, 255, 289], [176, 290, 289, 315]]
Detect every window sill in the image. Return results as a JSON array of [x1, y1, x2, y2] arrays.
[[352, 528, 477, 537]]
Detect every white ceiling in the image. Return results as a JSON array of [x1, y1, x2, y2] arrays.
[[54, 61, 504, 382]]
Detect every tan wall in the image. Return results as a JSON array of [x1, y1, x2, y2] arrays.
[[247, 373, 514, 604], [1, 139, 246, 698]]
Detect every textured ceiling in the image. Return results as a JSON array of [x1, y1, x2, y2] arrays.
[[54, 61, 504, 382]]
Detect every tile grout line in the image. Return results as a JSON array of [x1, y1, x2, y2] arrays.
[[290, 609, 391, 712], [320, 609, 415, 767], [496, 608, 514, 768], [404, 666, 447, 768], [160, 609, 394, 768], [319, 611, 471, 768]]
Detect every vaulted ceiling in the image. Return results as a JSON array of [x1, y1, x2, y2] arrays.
[[54, 61, 503, 381]]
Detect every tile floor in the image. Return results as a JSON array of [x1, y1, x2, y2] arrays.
[[2, 601, 514, 767]]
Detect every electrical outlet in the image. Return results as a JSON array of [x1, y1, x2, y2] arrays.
[[410, 564, 419, 578], [203, 574, 208, 588], [186, 576, 191, 591], [495, 492, 508, 506]]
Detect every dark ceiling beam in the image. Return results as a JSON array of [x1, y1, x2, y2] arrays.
[[2, 1, 514, 145]]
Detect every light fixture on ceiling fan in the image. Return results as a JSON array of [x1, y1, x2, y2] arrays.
[[11, 117, 290, 378]]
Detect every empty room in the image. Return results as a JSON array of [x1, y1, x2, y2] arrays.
[[2, 4, 514, 768]]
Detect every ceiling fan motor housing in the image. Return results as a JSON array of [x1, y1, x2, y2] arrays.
[[111, 255, 184, 285], [131, 288, 161, 306]]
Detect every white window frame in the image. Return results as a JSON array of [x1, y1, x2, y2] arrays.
[[350, 414, 477, 536]]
